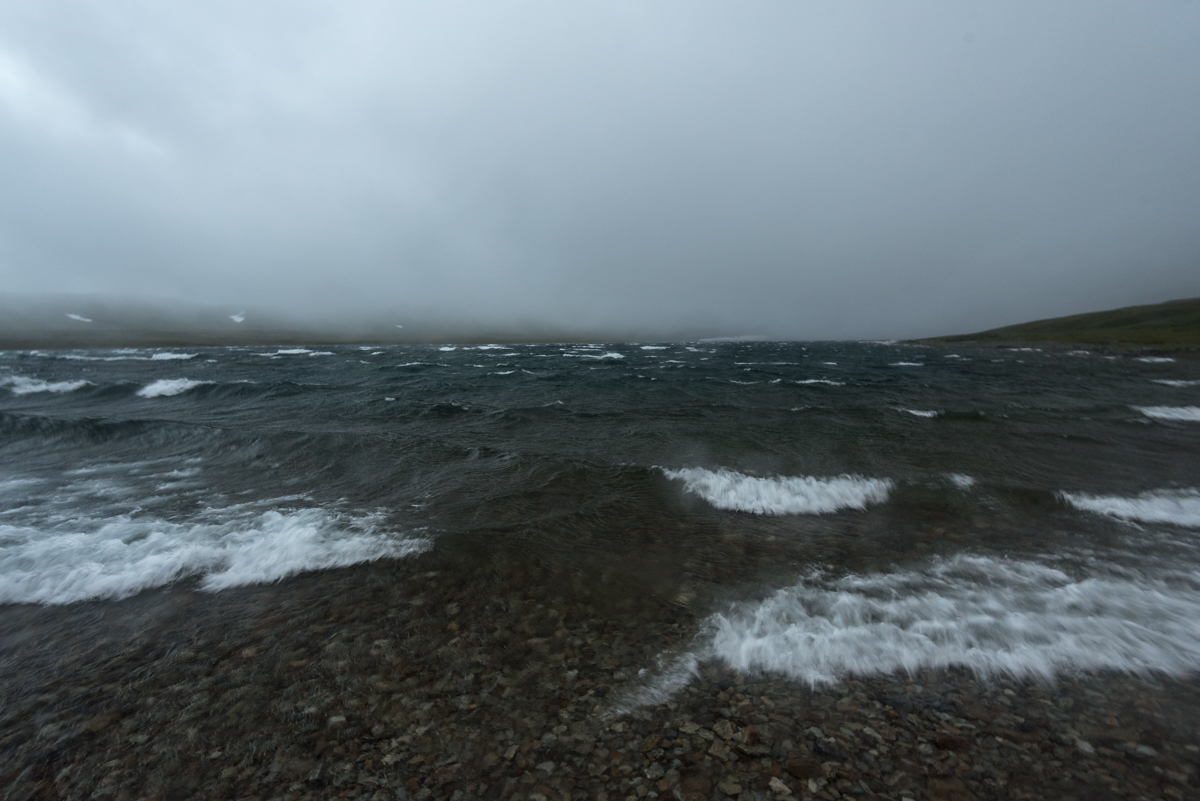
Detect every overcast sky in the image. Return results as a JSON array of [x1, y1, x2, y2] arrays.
[[1, 1, 1198, 339]]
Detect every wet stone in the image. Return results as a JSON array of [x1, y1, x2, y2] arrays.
[[3, 558, 1200, 801]]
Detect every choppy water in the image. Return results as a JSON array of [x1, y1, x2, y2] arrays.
[[2, 341, 1199, 693]]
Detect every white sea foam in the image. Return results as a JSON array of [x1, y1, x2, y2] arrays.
[[136, 379, 212, 398], [150, 352, 197, 361], [662, 468, 893, 515], [692, 554, 1200, 686], [0, 508, 429, 604], [901, 409, 939, 418], [1, 375, 91, 395], [263, 348, 312, 356], [1153, 380, 1200, 387], [1062, 489, 1200, 528], [619, 554, 1200, 706], [1138, 357, 1176, 363], [890, 362, 923, 367], [1135, 406, 1200, 422]]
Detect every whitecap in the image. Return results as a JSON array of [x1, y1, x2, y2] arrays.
[[948, 474, 977, 489], [1153, 380, 1200, 387], [149, 352, 197, 361], [661, 467, 893, 515], [698, 554, 1200, 686], [136, 379, 212, 398], [1135, 406, 1200, 422], [640, 345, 668, 350], [439, 346, 457, 351], [1138, 357, 1176, 363], [617, 553, 1200, 709], [890, 362, 924, 367], [0, 508, 429, 604], [257, 348, 312, 356], [0, 376, 91, 395], [581, 352, 625, 360], [901, 409, 939, 418], [794, 379, 844, 386], [1062, 489, 1200, 528]]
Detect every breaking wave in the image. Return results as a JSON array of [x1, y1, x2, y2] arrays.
[[698, 555, 1200, 685], [137, 379, 212, 398], [1135, 406, 1200, 422], [1061, 489, 1200, 528], [1, 376, 91, 395], [626, 554, 1200, 700], [0, 507, 430, 605], [661, 467, 893, 515]]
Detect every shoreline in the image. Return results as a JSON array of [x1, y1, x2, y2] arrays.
[[3, 555, 1198, 801]]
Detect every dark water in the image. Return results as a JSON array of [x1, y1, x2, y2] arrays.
[[2, 342, 1200, 800], [2, 342, 1199, 678]]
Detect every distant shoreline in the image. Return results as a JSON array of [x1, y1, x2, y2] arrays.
[[911, 296, 1200, 353]]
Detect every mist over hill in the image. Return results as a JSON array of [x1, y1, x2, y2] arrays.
[[0, 294, 728, 349]]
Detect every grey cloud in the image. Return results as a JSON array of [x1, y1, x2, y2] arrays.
[[1, 0, 1198, 339]]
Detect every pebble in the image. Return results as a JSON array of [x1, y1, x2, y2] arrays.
[[1, 555, 1199, 801]]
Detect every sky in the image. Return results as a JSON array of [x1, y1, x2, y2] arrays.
[[1, 1, 1198, 340]]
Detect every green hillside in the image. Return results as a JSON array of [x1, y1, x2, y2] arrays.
[[927, 297, 1200, 348]]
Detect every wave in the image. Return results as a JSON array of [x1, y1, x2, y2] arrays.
[[0, 507, 429, 605], [661, 467, 893, 515], [257, 348, 314, 357], [59, 352, 195, 362], [622, 554, 1200, 702], [137, 379, 212, 398], [692, 554, 1200, 686], [1061, 488, 1200, 528], [1, 376, 91, 395], [1135, 406, 1200, 422]]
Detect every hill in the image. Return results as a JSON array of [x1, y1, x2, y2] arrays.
[[923, 297, 1200, 349]]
